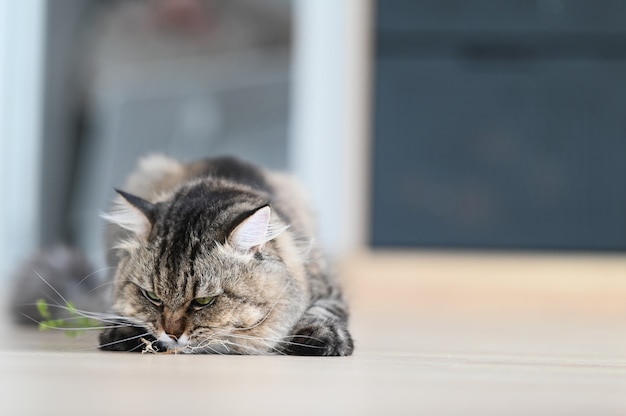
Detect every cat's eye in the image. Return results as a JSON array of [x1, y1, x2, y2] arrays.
[[191, 296, 215, 309], [142, 289, 162, 305]]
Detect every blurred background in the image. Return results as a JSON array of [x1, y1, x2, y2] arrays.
[[1, 0, 626, 281]]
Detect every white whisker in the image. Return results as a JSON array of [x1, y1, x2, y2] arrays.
[[32, 270, 72, 307], [98, 331, 153, 350], [73, 266, 116, 288]]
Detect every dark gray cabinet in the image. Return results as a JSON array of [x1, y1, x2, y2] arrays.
[[371, 0, 626, 250]]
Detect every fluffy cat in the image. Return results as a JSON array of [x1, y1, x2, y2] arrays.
[[98, 155, 353, 355]]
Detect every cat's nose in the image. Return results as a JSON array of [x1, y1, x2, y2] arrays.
[[162, 312, 187, 341], [164, 325, 185, 341]]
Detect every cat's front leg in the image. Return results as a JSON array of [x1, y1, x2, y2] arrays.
[[99, 323, 162, 353], [284, 299, 354, 356]]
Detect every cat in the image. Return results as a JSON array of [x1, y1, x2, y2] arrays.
[[97, 154, 353, 355]]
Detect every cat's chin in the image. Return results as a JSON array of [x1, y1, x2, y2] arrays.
[[155, 333, 233, 354]]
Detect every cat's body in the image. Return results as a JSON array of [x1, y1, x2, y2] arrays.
[[99, 155, 353, 355]]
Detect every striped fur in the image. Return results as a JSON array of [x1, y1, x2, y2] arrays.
[[99, 155, 353, 356]]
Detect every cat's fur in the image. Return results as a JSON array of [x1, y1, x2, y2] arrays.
[[98, 155, 353, 355]]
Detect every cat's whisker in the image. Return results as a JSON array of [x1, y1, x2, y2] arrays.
[[228, 336, 287, 355], [186, 340, 227, 355], [191, 327, 284, 355], [86, 281, 116, 295], [60, 309, 141, 326], [19, 312, 50, 326], [225, 332, 325, 353], [32, 271, 73, 308], [36, 301, 145, 327], [20, 291, 147, 332], [86, 277, 136, 295], [190, 328, 278, 355], [98, 331, 154, 351], [189, 331, 231, 354], [21, 312, 137, 332], [217, 339, 263, 355], [42, 323, 130, 331], [20, 273, 146, 331], [208, 328, 269, 353], [72, 266, 117, 288], [24, 272, 121, 324], [275, 333, 325, 343]]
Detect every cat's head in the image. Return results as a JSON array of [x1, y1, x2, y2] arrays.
[[103, 182, 307, 354]]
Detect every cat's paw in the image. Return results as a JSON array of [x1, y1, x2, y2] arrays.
[[99, 324, 162, 353], [285, 320, 354, 356]]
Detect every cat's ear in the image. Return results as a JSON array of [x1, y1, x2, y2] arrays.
[[102, 189, 156, 238], [228, 206, 286, 252]]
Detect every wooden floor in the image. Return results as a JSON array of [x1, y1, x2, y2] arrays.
[[2, 251, 626, 415]]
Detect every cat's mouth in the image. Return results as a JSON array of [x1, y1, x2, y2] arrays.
[[157, 332, 190, 349]]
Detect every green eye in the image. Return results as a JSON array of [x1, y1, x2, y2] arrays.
[[142, 289, 161, 304], [192, 296, 215, 309]]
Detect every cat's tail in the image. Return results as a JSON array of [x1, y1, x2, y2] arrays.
[[8, 245, 111, 326]]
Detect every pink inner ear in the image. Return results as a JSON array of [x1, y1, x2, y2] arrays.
[[229, 206, 272, 251]]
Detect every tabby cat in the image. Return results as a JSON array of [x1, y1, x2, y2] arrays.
[[98, 155, 353, 355]]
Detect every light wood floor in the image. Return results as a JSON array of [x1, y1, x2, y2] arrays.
[[2, 251, 626, 415]]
